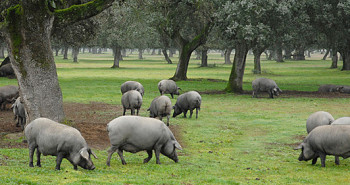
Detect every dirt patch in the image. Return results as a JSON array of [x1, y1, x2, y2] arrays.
[[0, 102, 183, 150]]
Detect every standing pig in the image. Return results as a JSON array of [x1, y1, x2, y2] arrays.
[[318, 84, 343, 93], [121, 90, 142, 116], [147, 95, 172, 126], [120, 81, 144, 96], [24, 118, 97, 170], [11, 97, 26, 130], [0, 85, 19, 110], [173, 91, 201, 119], [158, 79, 181, 98], [106, 116, 182, 165], [295, 125, 350, 167], [252, 78, 282, 98], [306, 111, 334, 133]]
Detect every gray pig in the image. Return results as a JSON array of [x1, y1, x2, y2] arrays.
[[306, 111, 334, 133], [295, 125, 350, 167], [158, 79, 180, 98], [318, 84, 343, 93], [252, 78, 282, 98], [0, 63, 14, 77], [173, 91, 201, 119], [121, 90, 142, 116], [331, 117, 350, 125], [106, 116, 182, 165], [11, 97, 26, 131], [338, 85, 350, 94], [24, 118, 97, 170], [147, 95, 172, 126], [0, 85, 19, 110], [121, 81, 144, 96]]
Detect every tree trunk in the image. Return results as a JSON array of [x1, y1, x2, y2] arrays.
[[330, 50, 338, 69], [322, 49, 330, 60], [111, 46, 121, 68], [200, 49, 208, 67], [158, 49, 162, 55], [0, 46, 5, 58], [274, 42, 284, 62], [253, 49, 264, 74], [162, 49, 172, 64], [92, 47, 98, 54], [172, 45, 193, 80], [224, 48, 233, 64], [138, 48, 143, 59], [267, 50, 273, 60], [226, 42, 249, 93], [72, 46, 79, 63], [284, 48, 292, 60], [341, 50, 350, 70], [4, 3, 65, 122], [151, 49, 156, 55], [195, 50, 201, 60], [122, 49, 127, 58], [169, 49, 174, 57], [293, 47, 305, 60], [63, 46, 68, 59], [55, 48, 59, 56]]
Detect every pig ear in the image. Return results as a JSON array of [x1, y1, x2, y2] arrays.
[[174, 141, 182, 150], [294, 143, 303, 150], [80, 148, 89, 160]]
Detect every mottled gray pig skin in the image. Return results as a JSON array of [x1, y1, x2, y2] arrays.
[[147, 95, 172, 126], [24, 118, 97, 170], [0, 85, 18, 110], [11, 97, 26, 130], [106, 116, 182, 166], [158, 80, 180, 99], [295, 125, 350, 167], [318, 84, 343, 92], [121, 90, 142, 116], [306, 111, 334, 133], [120, 81, 144, 96], [252, 78, 282, 98], [173, 91, 201, 119]]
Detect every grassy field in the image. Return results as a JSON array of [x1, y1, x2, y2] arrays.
[[1, 51, 350, 184]]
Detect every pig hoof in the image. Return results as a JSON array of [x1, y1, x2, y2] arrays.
[[29, 163, 34, 167]]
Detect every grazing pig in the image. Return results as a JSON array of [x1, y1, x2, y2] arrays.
[[24, 118, 97, 170], [0, 63, 15, 78], [306, 111, 334, 133], [252, 78, 282, 98], [295, 125, 350, 167], [0, 85, 19, 110], [331, 117, 350, 125], [318, 84, 343, 93], [11, 97, 26, 131], [173, 91, 201, 119], [120, 81, 144, 96], [158, 80, 181, 98], [147, 95, 172, 126], [338, 85, 350, 94], [121, 90, 142, 116], [106, 116, 182, 165]]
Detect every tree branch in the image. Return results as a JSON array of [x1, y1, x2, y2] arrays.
[[54, 0, 120, 27]]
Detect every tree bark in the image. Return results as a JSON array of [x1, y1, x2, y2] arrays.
[[111, 46, 121, 68], [200, 49, 208, 67], [55, 48, 59, 56], [72, 46, 79, 63], [330, 50, 338, 69], [226, 42, 249, 93], [284, 48, 292, 60], [293, 47, 305, 60], [274, 41, 284, 62], [0, 46, 5, 58], [341, 50, 350, 70], [322, 49, 330, 60], [224, 48, 233, 64], [4, 2, 65, 122], [138, 48, 143, 59], [162, 49, 172, 64], [63, 46, 68, 59], [253, 48, 264, 74]]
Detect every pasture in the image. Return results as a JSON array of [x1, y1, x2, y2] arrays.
[[0, 51, 350, 184]]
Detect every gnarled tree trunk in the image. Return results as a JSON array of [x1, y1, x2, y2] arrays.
[[226, 42, 249, 93], [111, 46, 121, 68], [253, 47, 264, 74], [162, 49, 172, 64], [330, 49, 338, 69], [72, 46, 79, 63], [224, 48, 233, 64], [63, 46, 69, 59], [200, 49, 208, 67], [341, 50, 350, 70], [274, 41, 284, 62]]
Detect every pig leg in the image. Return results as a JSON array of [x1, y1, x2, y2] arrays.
[[136, 108, 139, 116], [196, 108, 199, 119], [312, 157, 318, 165], [143, 150, 153, 163], [319, 153, 326, 167], [166, 115, 170, 126], [189, 109, 193, 118], [106, 146, 118, 166], [154, 149, 161, 164], [55, 153, 64, 170], [117, 149, 127, 165], [131, 108, 135, 115], [29, 146, 35, 167], [123, 108, 126, 116], [171, 93, 174, 99], [36, 150, 41, 167], [335, 156, 340, 165], [183, 110, 188, 118]]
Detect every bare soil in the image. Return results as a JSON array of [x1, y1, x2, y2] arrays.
[[0, 102, 182, 150]]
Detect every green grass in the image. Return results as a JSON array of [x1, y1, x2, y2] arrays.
[[1, 51, 350, 184]]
